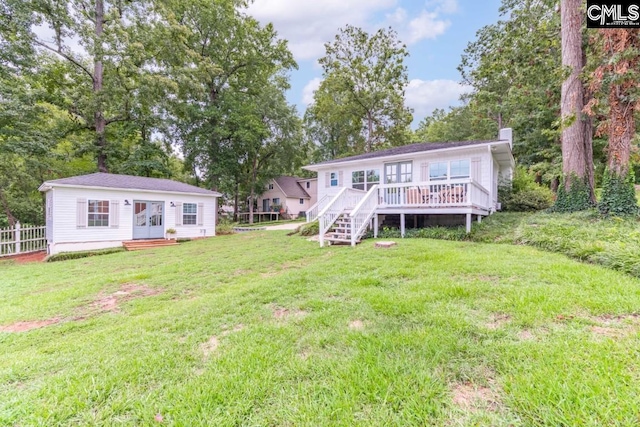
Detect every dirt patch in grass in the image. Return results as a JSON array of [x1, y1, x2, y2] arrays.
[[272, 306, 308, 320], [452, 382, 501, 413], [88, 283, 161, 313], [486, 313, 511, 330], [517, 329, 536, 341], [2, 251, 47, 264], [201, 336, 219, 356], [0, 318, 61, 333], [349, 320, 365, 330], [221, 324, 244, 336]]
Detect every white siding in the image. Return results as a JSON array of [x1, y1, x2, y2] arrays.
[[47, 187, 218, 255], [315, 146, 494, 202]]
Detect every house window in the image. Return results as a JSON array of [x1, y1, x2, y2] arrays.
[[88, 200, 109, 227], [429, 162, 448, 181], [385, 162, 412, 184], [272, 198, 280, 205], [306, 182, 310, 189], [183, 203, 197, 225], [299, 198, 304, 204], [268, 183, 274, 190], [450, 160, 470, 179], [330, 172, 338, 187], [352, 169, 380, 190]]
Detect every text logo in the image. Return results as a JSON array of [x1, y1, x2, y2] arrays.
[[586, 1, 640, 28]]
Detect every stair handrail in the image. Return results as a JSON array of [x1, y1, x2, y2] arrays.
[[306, 194, 331, 223], [349, 185, 380, 246], [318, 188, 366, 247]]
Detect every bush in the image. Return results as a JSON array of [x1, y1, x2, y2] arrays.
[[216, 218, 236, 235], [46, 247, 125, 262], [599, 169, 638, 216], [499, 166, 554, 212], [294, 221, 319, 237]]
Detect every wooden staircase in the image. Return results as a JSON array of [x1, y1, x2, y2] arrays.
[[324, 212, 361, 245], [122, 239, 179, 251]]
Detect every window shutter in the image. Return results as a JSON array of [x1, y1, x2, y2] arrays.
[[175, 202, 183, 226], [420, 162, 429, 182], [76, 198, 87, 228], [325, 172, 330, 188], [471, 158, 481, 182], [197, 203, 204, 226], [338, 171, 344, 186], [110, 200, 119, 228]]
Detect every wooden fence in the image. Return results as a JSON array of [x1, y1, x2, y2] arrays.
[[0, 223, 47, 257]]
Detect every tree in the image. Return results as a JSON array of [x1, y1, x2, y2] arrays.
[[556, 0, 595, 209], [412, 106, 496, 143], [310, 25, 412, 155], [587, 29, 640, 215]]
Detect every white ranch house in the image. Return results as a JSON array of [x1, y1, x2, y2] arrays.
[[39, 173, 220, 255], [304, 129, 515, 246]]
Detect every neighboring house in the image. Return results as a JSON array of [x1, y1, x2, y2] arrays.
[[39, 173, 221, 255], [257, 176, 318, 218], [303, 129, 515, 246]]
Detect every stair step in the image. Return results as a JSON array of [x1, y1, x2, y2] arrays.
[[325, 237, 361, 244], [123, 240, 179, 251]]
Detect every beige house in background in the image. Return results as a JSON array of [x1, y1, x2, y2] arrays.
[[258, 176, 317, 218]]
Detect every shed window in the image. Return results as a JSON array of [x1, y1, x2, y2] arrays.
[[183, 203, 197, 225], [88, 200, 109, 227]]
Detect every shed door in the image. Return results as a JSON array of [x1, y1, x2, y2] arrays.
[[133, 201, 164, 239]]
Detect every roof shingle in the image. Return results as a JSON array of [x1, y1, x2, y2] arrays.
[[274, 176, 310, 199], [40, 173, 220, 196]]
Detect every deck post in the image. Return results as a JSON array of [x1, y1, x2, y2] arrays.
[[477, 215, 482, 223], [400, 214, 405, 238], [374, 215, 379, 238], [466, 213, 472, 233]]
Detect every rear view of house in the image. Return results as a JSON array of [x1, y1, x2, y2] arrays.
[[257, 176, 317, 219], [304, 129, 515, 246], [39, 173, 221, 255]]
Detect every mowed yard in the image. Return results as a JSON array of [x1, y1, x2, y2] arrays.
[[2, 231, 640, 426]]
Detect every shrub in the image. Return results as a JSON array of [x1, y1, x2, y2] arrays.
[[499, 166, 554, 212], [551, 174, 594, 213], [295, 221, 319, 236], [599, 169, 639, 216], [216, 218, 236, 235], [46, 247, 125, 262]]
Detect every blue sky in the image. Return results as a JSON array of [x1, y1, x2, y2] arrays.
[[247, 0, 503, 126]]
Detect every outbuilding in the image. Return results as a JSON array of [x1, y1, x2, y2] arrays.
[[39, 173, 221, 255]]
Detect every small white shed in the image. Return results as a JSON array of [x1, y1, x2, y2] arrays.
[[39, 173, 221, 255]]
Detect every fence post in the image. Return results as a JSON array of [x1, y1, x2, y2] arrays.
[[15, 221, 21, 254]]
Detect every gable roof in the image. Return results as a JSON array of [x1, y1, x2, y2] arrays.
[[274, 176, 310, 199], [304, 139, 509, 169], [39, 173, 221, 196]]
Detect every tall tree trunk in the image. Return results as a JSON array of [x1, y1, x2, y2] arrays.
[[94, 0, 107, 172], [560, 0, 587, 188], [582, 47, 596, 204], [248, 157, 257, 225], [366, 111, 373, 153], [603, 29, 638, 176], [233, 180, 239, 222]]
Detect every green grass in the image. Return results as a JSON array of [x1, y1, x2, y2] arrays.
[[2, 232, 640, 425]]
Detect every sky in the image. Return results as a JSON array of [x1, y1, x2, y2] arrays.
[[246, 0, 503, 127]]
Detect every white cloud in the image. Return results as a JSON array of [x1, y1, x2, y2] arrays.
[[405, 79, 472, 120], [302, 77, 323, 105], [247, 0, 397, 60], [406, 10, 450, 43]]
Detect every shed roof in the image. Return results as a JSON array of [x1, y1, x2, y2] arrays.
[[274, 176, 310, 199], [39, 173, 221, 196]]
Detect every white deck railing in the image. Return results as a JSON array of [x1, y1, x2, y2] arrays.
[[349, 185, 380, 246], [0, 222, 47, 257], [306, 194, 331, 223], [379, 179, 490, 210], [318, 187, 366, 247]]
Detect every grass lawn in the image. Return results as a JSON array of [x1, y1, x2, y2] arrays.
[[2, 232, 640, 426]]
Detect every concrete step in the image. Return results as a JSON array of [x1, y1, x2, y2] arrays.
[[123, 239, 179, 251]]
